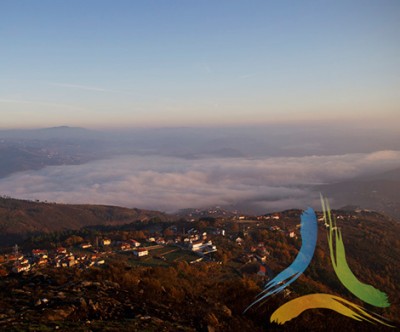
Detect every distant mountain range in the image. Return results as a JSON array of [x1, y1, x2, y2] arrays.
[[0, 126, 112, 178], [0, 126, 96, 139]]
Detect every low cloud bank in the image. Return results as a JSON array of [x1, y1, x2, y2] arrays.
[[1, 150, 399, 213]]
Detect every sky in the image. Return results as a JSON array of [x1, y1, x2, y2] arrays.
[[1, 1, 399, 129]]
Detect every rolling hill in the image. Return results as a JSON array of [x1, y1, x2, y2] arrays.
[[0, 197, 170, 245]]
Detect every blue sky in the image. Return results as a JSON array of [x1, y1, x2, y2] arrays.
[[1, 1, 399, 129]]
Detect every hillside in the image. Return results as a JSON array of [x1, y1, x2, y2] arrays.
[[0, 197, 170, 244], [317, 167, 400, 221], [0, 201, 399, 330]]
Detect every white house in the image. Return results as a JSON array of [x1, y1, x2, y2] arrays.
[[189, 241, 204, 252], [235, 237, 244, 245], [134, 248, 148, 257]]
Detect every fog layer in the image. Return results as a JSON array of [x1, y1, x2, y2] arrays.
[[1, 150, 399, 213]]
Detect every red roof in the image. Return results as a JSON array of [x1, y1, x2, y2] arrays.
[[32, 249, 47, 255]]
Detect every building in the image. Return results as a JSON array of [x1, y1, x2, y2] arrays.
[[235, 237, 244, 245], [56, 247, 67, 254], [257, 264, 267, 277], [287, 231, 296, 238], [133, 248, 148, 257], [32, 249, 48, 258], [37, 258, 48, 265], [12, 263, 31, 273], [101, 239, 111, 246], [156, 238, 166, 245], [120, 243, 131, 251], [129, 239, 141, 247], [189, 240, 204, 252], [95, 259, 105, 266], [189, 240, 216, 253]]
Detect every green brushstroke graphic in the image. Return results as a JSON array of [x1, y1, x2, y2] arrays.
[[321, 195, 390, 308]]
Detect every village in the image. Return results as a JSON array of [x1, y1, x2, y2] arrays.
[[0, 228, 219, 276], [0, 208, 367, 278]]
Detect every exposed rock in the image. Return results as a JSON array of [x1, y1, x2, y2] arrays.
[[56, 291, 66, 299], [220, 305, 232, 317], [205, 313, 219, 327], [104, 280, 120, 289], [151, 316, 164, 325], [79, 297, 87, 310], [81, 281, 101, 287], [88, 299, 99, 311], [43, 307, 74, 321]]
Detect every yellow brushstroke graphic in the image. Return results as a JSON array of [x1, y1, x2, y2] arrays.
[[270, 294, 394, 327]]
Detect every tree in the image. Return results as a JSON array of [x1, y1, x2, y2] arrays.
[[199, 216, 216, 225], [163, 228, 174, 238], [64, 235, 84, 246], [231, 222, 239, 233]]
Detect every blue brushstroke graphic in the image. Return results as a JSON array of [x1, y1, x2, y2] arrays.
[[244, 207, 317, 313]]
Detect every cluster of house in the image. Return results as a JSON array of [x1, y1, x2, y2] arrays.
[[254, 214, 281, 221], [10, 253, 30, 273], [9, 247, 108, 273], [90, 238, 150, 258], [84, 239, 150, 258], [237, 242, 271, 264], [5, 230, 222, 275], [269, 225, 281, 232], [89, 231, 219, 258]]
